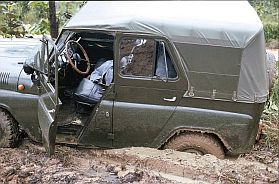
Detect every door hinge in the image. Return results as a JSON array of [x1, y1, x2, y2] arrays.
[[107, 133, 114, 140]]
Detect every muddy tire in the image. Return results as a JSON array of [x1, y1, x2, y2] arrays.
[[164, 132, 225, 159], [0, 109, 20, 148]]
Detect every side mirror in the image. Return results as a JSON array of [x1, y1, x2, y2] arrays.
[[23, 56, 36, 75], [23, 63, 35, 75]]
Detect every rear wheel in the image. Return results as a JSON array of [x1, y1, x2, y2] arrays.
[[0, 109, 20, 148], [164, 132, 225, 159]]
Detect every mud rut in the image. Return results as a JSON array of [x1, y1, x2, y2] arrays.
[[0, 138, 278, 184]]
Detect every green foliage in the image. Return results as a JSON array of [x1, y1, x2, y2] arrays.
[[270, 78, 279, 106], [0, 1, 86, 37], [0, 1, 27, 38], [263, 22, 279, 43], [29, 18, 49, 35], [56, 1, 85, 32], [27, 1, 50, 34], [261, 60, 278, 152], [249, 0, 279, 48], [28, 1, 48, 19], [249, 0, 278, 21], [270, 61, 279, 107]]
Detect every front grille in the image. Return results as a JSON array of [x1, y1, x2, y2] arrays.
[[0, 72, 10, 85]]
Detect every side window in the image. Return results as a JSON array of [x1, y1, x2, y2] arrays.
[[155, 42, 177, 79], [119, 37, 177, 79], [120, 37, 155, 77]]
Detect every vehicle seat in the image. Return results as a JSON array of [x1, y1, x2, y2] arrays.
[[90, 59, 113, 86], [73, 59, 113, 106], [74, 78, 105, 106]]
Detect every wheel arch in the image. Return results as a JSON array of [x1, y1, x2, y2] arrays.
[[158, 127, 231, 153], [0, 91, 41, 143], [0, 104, 19, 124], [0, 105, 40, 142], [0, 104, 13, 117]]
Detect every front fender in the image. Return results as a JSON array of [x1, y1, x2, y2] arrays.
[[0, 89, 41, 142], [151, 106, 257, 155]]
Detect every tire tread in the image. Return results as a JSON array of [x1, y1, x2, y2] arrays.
[[164, 132, 225, 159], [0, 109, 20, 148]]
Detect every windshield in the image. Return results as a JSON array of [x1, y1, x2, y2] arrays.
[[41, 30, 75, 74], [56, 30, 74, 52]]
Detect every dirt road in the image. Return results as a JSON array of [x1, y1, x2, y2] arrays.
[[0, 137, 278, 184]]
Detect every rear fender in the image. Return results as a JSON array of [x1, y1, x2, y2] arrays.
[[151, 106, 256, 154]]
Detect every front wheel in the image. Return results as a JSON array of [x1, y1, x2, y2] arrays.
[[0, 109, 20, 148], [163, 132, 225, 159]]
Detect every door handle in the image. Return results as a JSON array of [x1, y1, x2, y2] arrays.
[[163, 97, 176, 102]]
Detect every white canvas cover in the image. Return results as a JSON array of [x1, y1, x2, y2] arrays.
[[65, 1, 268, 103]]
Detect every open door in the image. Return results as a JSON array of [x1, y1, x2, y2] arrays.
[[37, 35, 61, 156]]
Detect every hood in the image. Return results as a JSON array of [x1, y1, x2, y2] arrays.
[[0, 38, 41, 91], [0, 38, 41, 75]]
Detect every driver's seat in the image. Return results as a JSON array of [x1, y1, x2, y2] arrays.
[[74, 78, 105, 106], [73, 59, 113, 107]]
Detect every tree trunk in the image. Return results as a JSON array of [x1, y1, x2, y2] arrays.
[[48, 1, 58, 39]]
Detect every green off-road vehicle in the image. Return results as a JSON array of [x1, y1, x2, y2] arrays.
[[0, 2, 271, 158]]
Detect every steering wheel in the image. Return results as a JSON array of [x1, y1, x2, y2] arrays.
[[65, 40, 90, 75]]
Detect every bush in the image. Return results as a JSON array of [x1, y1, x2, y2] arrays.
[[0, 2, 27, 38], [264, 22, 279, 44]]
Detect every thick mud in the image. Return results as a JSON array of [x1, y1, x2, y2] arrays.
[[0, 138, 278, 184]]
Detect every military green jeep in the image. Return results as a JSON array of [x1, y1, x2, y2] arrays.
[[0, 2, 270, 159]]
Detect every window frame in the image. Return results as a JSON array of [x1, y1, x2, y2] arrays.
[[154, 40, 178, 81]]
